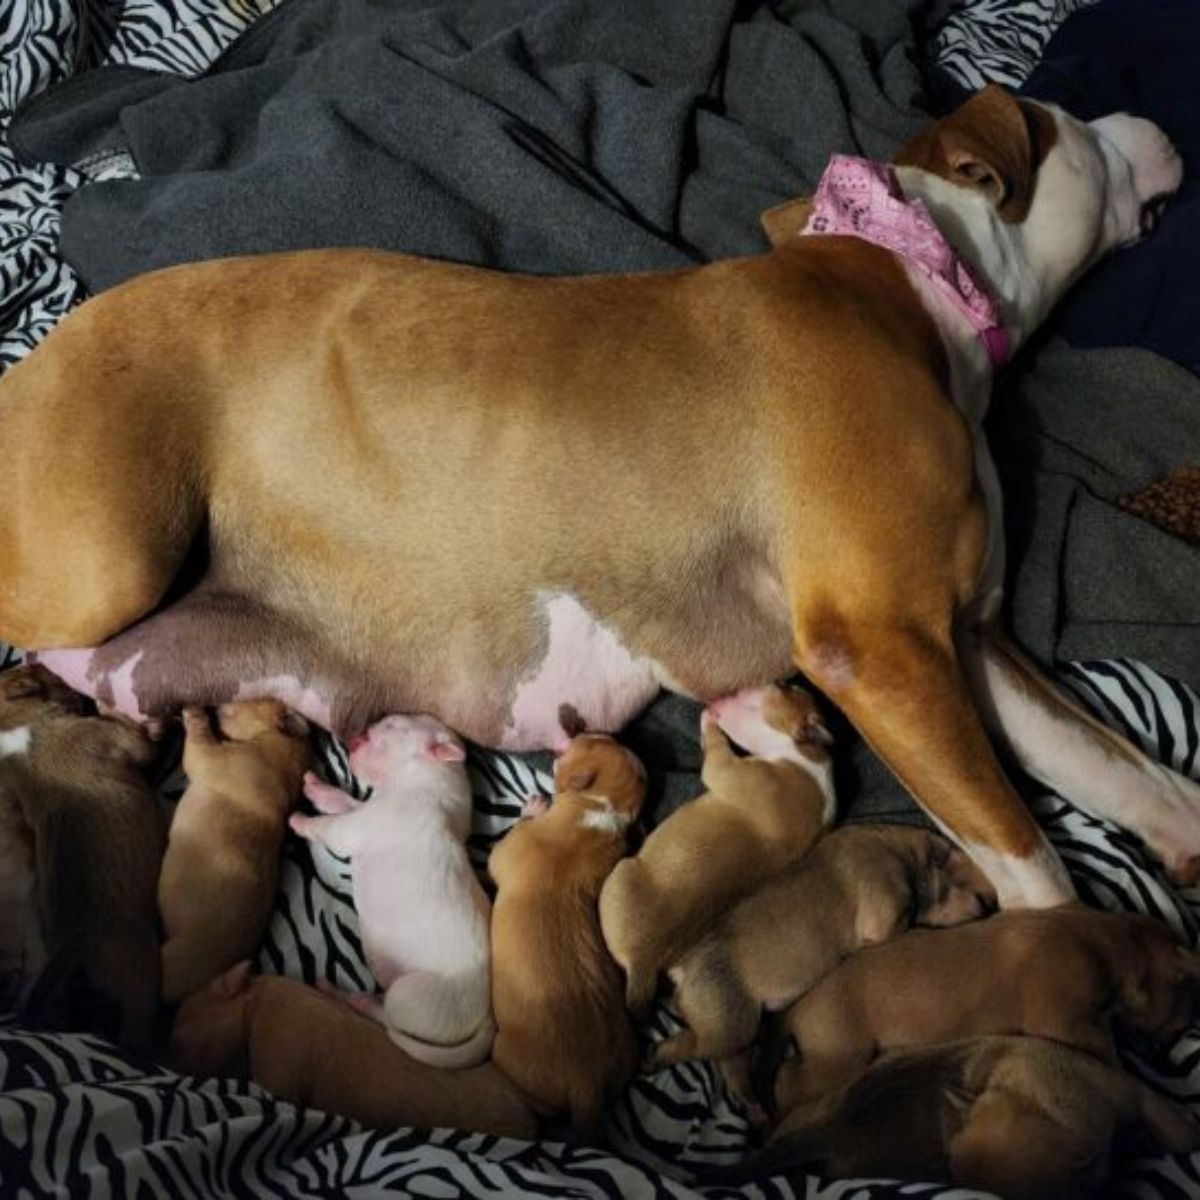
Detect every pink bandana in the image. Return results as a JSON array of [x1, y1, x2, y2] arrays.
[[801, 154, 1010, 369]]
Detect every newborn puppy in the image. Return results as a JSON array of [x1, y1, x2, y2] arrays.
[[290, 714, 493, 1067], [0, 779, 45, 1010], [647, 825, 993, 1082], [776, 905, 1200, 1109], [599, 684, 834, 1012], [709, 1035, 1198, 1198], [490, 733, 646, 1127], [171, 963, 535, 1139], [0, 664, 165, 1049], [159, 701, 311, 1002]]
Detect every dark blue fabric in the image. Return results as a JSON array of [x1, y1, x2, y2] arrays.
[[1022, 0, 1200, 377]]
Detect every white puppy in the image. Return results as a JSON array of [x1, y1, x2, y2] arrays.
[[290, 714, 494, 1067]]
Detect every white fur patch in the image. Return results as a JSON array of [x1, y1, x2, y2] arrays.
[[580, 804, 633, 835], [0, 727, 31, 758]]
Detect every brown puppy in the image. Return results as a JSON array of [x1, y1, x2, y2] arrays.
[[0, 776, 45, 1010], [647, 825, 993, 1081], [599, 684, 834, 1012], [0, 664, 164, 1048], [172, 964, 536, 1138], [708, 1035, 1198, 1198], [489, 733, 646, 1127], [159, 701, 311, 1002], [776, 906, 1200, 1109]]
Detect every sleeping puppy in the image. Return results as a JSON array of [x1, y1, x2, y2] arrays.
[[0, 664, 165, 1049], [171, 963, 536, 1139], [707, 1035, 1198, 1198], [776, 905, 1200, 1109], [290, 713, 494, 1068], [0, 775, 45, 1011], [646, 825, 993, 1091], [489, 732, 646, 1127], [599, 684, 834, 1012], [159, 701, 311, 1002]]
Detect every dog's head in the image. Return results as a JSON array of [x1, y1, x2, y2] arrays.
[[910, 832, 997, 928], [1116, 916, 1200, 1042], [552, 732, 646, 819], [345, 712, 466, 785], [892, 85, 1182, 330], [706, 682, 833, 764], [0, 664, 90, 718]]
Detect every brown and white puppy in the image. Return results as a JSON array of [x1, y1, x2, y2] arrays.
[[171, 964, 536, 1139], [0, 664, 165, 1048], [708, 1035, 1198, 1198], [775, 905, 1200, 1109], [489, 733, 645, 1127], [159, 701, 311, 1003], [0, 772, 45, 1010], [6, 89, 1190, 908], [646, 825, 993, 1082], [599, 684, 833, 1012]]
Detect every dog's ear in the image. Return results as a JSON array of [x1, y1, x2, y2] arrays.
[[893, 85, 1035, 223], [562, 766, 599, 792], [425, 734, 466, 763], [760, 196, 815, 247], [213, 960, 254, 999], [0, 667, 46, 702], [276, 707, 310, 740]]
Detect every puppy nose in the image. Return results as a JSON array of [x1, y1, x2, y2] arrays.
[[348, 733, 368, 753]]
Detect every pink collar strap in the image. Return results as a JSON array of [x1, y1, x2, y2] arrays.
[[801, 154, 1011, 369]]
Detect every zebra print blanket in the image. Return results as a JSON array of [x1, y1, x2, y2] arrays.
[[4, 2, 1199, 1198]]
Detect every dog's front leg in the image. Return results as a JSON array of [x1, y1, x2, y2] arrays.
[[796, 617, 1074, 908], [963, 623, 1200, 884]]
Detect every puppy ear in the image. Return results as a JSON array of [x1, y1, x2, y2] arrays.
[[893, 84, 1035, 223], [563, 767, 598, 792], [558, 703, 587, 740], [760, 196, 814, 247], [0, 668, 46, 702], [276, 708, 310, 739], [799, 710, 834, 746], [426, 736, 466, 764], [213, 960, 254, 999]]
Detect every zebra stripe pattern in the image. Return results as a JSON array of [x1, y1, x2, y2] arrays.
[[1, 1, 1197, 1196]]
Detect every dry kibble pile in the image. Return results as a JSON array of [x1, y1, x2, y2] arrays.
[[1120, 463, 1200, 546]]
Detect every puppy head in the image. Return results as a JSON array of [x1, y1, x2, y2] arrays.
[[913, 835, 996, 927], [347, 712, 465, 784], [0, 664, 90, 718], [216, 700, 310, 743], [707, 683, 833, 763], [893, 85, 1182, 322], [553, 734, 646, 819], [1119, 919, 1200, 1041], [169, 961, 254, 1078]]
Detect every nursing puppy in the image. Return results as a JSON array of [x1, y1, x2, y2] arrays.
[[647, 825, 993, 1078], [489, 732, 646, 1126], [599, 684, 834, 1012], [709, 1035, 1198, 1198], [0, 664, 164, 1048], [159, 701, 311, 1002], [776, 906, 1200, 1108], [0, 778, 45, 1010], [290, 714, 494, 1067], [171, 963, 535, 1139]]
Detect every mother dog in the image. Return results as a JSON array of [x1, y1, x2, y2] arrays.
[[0, 88, 1194, 906]]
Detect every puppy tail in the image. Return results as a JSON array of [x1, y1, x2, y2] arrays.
[[387, 1014, 496, 1069]]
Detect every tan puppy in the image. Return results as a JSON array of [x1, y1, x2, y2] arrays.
[[489, 733, 646, 1127], [171, 964, 536, 1138], [599, 684, 834, 1012], [159, 701, 311, 1002], [0, 664, 164, 1048], [647, 825, 993, 1079], [707, 1035, 1198, 1198], [776, 906, 1200, 1109]]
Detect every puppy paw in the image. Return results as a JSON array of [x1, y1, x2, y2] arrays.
[[521, 794, 550, 819]]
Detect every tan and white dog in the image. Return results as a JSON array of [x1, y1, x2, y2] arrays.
[[0, 87, 1191, 906]]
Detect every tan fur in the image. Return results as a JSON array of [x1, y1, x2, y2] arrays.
[[171, 965, 536, 1138], [489, 738, 645, 1127], [775, 906, 1200, 1109], [159, 701, 311, 1002], [598, 686, 831, 1013], [0, 665, 164, 1048], [712, 1035, 1197, 1197], [647, 825, 992, 1079]]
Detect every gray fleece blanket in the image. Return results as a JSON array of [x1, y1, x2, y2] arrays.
[[9, 0, 1200, 824]]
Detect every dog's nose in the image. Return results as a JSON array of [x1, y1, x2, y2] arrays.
[[348, 733, 368, 753]]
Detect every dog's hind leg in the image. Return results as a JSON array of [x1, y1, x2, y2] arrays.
[[965, 623, 1200, 884]]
